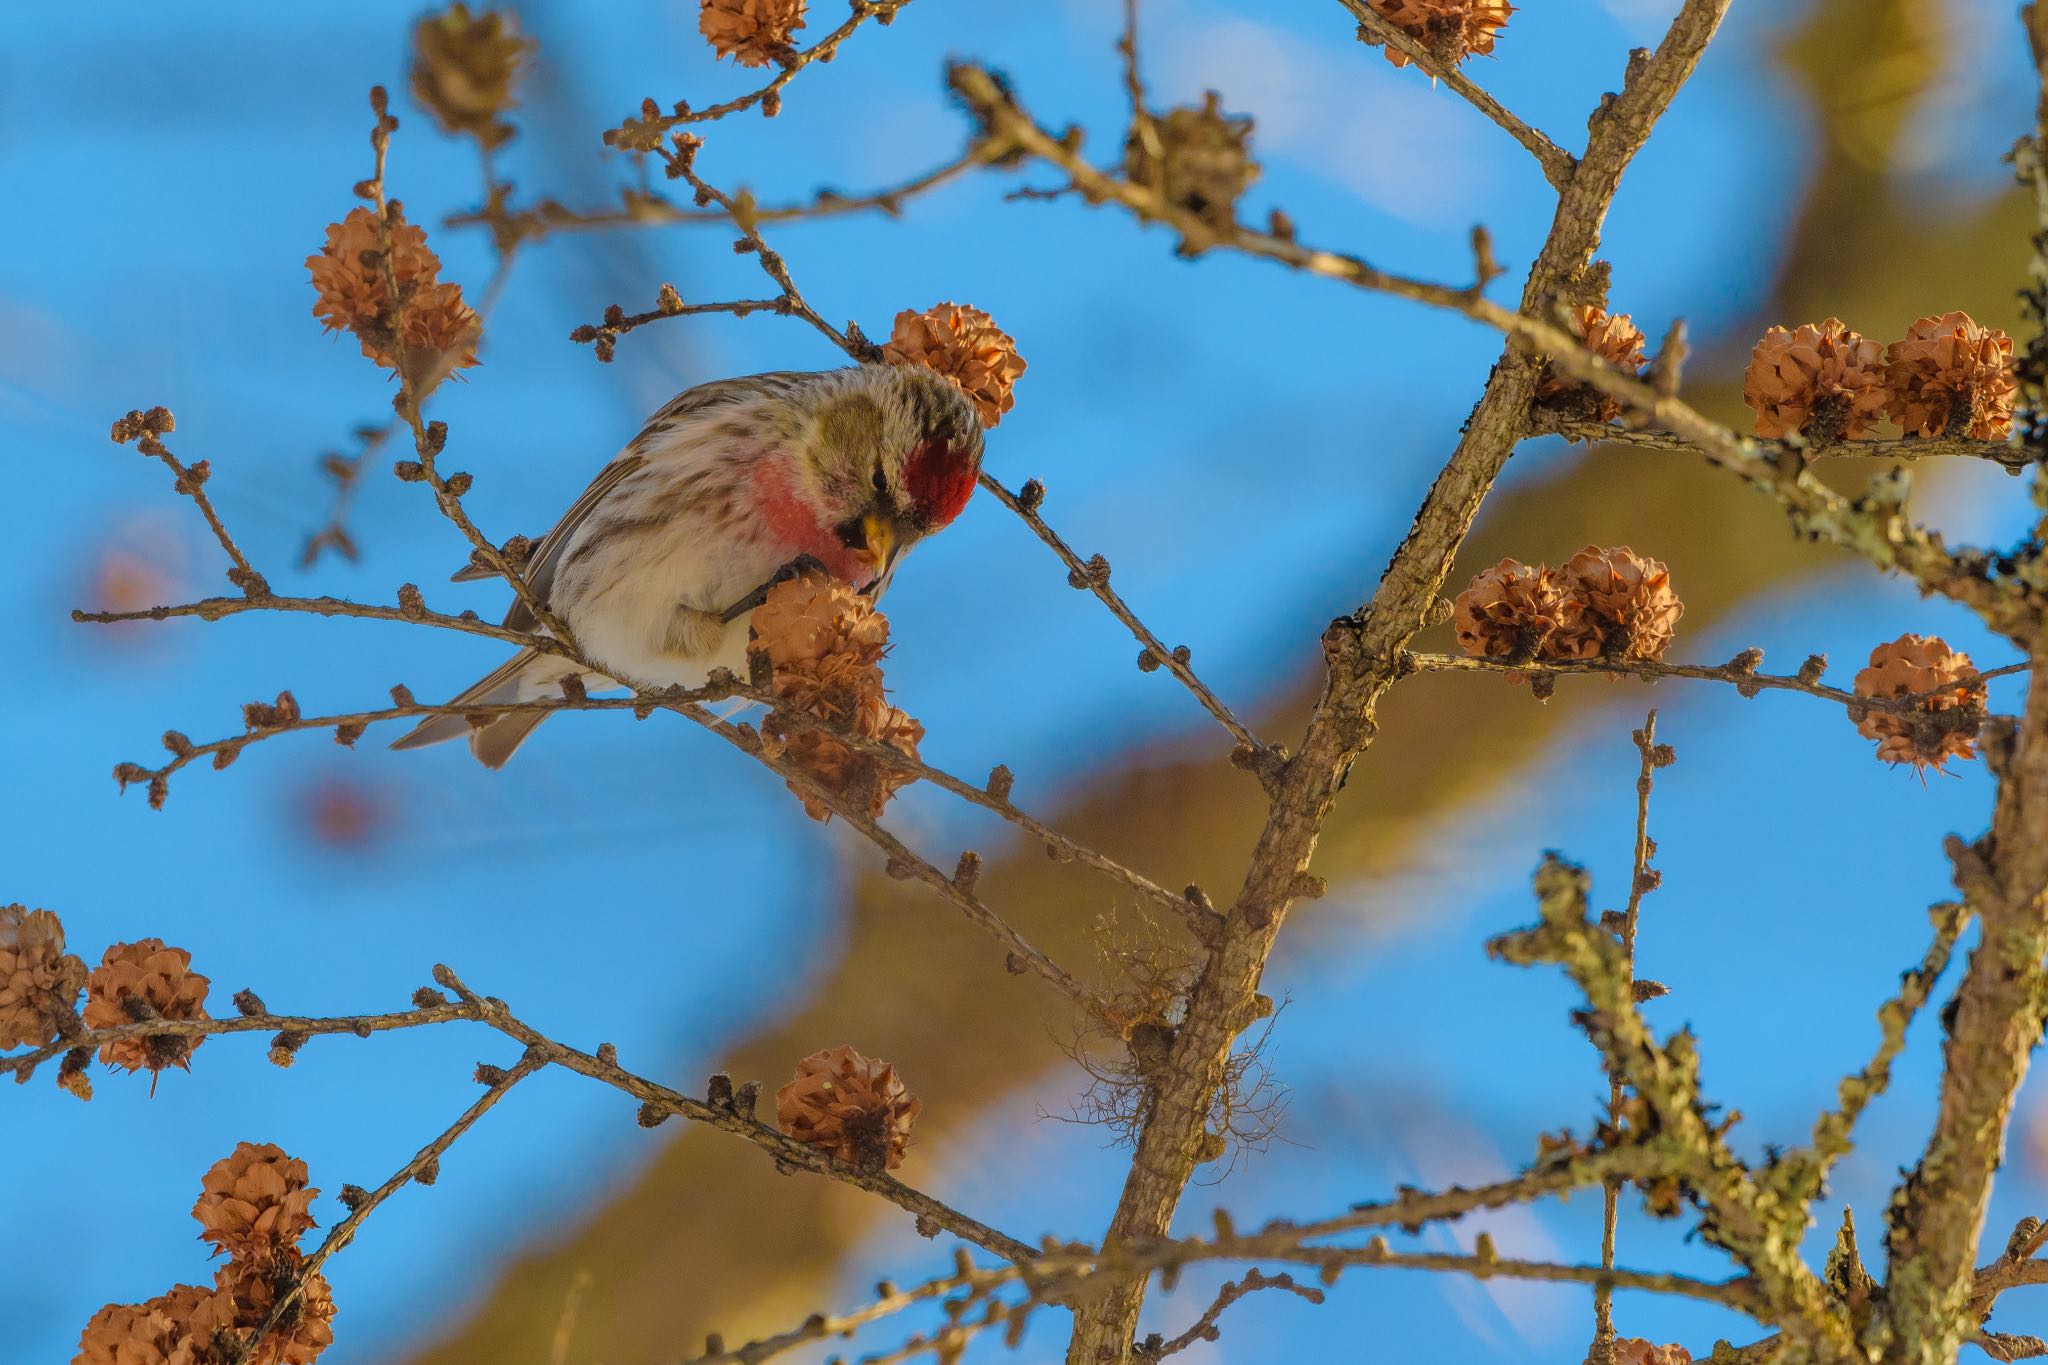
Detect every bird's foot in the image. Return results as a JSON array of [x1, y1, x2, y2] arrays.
[[718, 554, 829, 623]]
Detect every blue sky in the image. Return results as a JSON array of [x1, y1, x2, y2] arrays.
[[3, 1, 2043, 1362]]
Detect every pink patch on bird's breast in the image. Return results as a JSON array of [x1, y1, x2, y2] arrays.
[[904, 439, 976, 530], [750, 454, 867, 582]]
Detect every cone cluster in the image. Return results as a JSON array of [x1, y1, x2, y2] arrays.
[[410, 3, 533, 149], [307, 207, 480, 398], [0, 904, 87, 1050], [748, 575, 925, 822], [1536, 307, 1648, 425], [1365, 0, 1513, 67], [880, 302, 1026, 428], [775, 1044, 922, 1170], [699, 0, 807, 68], [81, 938, 212, 1078], [74, 1144, 334, 1365], [1124, 92, 1259, 232], [1852, 633, 1985, 771], [1453, 547, 1682, 670], [1742, 310, 2014, 442]]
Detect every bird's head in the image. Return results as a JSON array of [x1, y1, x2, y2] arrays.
[[784, 364, 984, 585]]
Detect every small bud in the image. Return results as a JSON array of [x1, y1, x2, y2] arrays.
[[638, 1102, 670, 1128], [393, 459, 426, 481], [339, 1184, 370, 1211], [596, 1042, 618, 1066], [1137, 648, 1162, 673], [1797, 653, 1828, 685], [1017, 479, 1045, 512], [268, 1031, 307, 1067], [986, 764, 1015, 802], [335, 721, 367, 747], [412, 986, 449, 1008], [232, 989, 267, 1017], [953, 850, 982, 892], [391, 683, 417, 707], [444, 471, 474, 497], [415, 1156, 440, 1186], [475, 1062, 508, 1086]]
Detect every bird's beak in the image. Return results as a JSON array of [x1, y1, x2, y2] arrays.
[[859, 511, 897, 577]]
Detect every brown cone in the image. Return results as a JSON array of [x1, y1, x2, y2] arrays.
[[699, 0, 807, 68], [1557, 546, 1683, 662], [775, 1044, 923, 1170], [0, 903, 87, 1049], [82, 939, 211, 1077], [1451, 559, 1592, 665], [306, 207, 480, 395], [1883, 310, 2016, 440], [1741, 318, 1888, 441], [1536, 306, 1647, 424], [1366, 0, 1513, 67], [880, 302, 1026, 428], [193, 1142, 320, 1265], [73, 1284, 226, 1365], [211, 1256, 337, 1365], [410, 3, 533, 149], [749, 576, 924, 822], [1852, 633, 1985, 771], [1124, 92, 1259, 232], [1615, 1341, 1693, 1365]]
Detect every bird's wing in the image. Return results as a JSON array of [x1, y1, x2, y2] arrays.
[[459, 370, 834, 628], [491, 454, 648, 632]]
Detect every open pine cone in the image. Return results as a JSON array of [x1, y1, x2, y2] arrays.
[[1124, 92, 1259, 232], [410, 3, 533, 149], [1615, 1341, 1692, 1365], [1742, 318, 1888, 441], [1852, 633, 1985, 771], [749, 575, 924, 822], [699, 0, 806, 68], [74, 1284, 229, 1365], [775, 1044, 923, 1170], [82, 938, 211, 1077], [193, 1142, 320, 1264], [210, 1257, 337, 1365], [1365, 0, 1513, 67], [1536, 306, 1647, 424], [307, 207, 480, 397], [1452, 559, 1594, 664], [1884, 310, 2016, 440], [0, 903, 87, 1049], [880, 302, 1026, 428], [1557, 546, 1682, 662]]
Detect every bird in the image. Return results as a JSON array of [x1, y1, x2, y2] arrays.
[[391, 363, 985, 767]]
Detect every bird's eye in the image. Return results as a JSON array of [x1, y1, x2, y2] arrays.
[[872, 465, 890, 496]]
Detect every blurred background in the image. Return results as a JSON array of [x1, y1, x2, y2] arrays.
[[3, 0, 2044, 1360]]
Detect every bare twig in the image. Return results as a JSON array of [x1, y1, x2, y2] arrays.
[[1340, 0, 1576, 189], [222, 1051, 544, 1365], [979, 473, 1266, 757], [1145, 1268, 1324, 1358]]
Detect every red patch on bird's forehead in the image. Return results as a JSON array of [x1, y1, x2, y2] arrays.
[[904, 438, 976, 529]]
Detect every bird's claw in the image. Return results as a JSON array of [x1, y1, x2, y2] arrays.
[[719, 554, 829, 623]]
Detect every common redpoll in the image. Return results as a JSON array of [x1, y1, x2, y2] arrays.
[[393, 364, 984, 766]]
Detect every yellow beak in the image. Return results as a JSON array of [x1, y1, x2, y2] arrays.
[[860, 512, 896, 576]]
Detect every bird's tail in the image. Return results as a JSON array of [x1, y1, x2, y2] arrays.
[[388, 649, 574, 769]]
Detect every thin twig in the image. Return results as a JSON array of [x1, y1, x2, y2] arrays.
[[222, 1051, 544, 1365], [979, 472, 1266, 756], [1339, 0, 1576, 189], [1403, 650, 2031, 713], [1147, 1268, 1324, 1358], [1533, 417, 2036, 471]]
